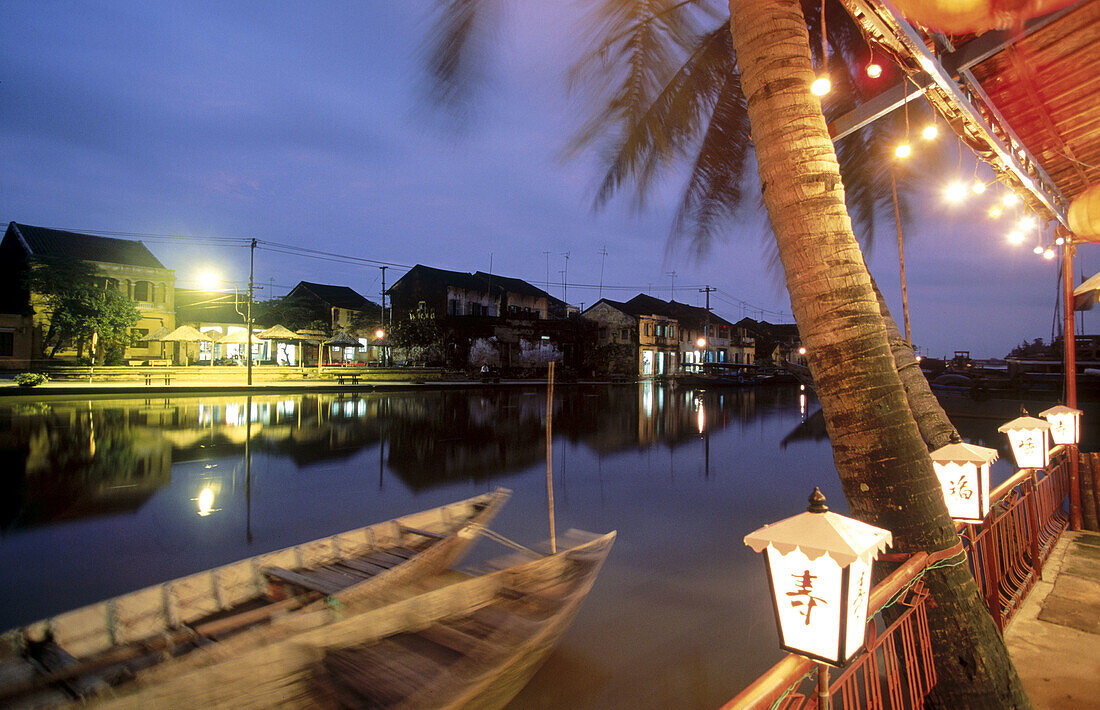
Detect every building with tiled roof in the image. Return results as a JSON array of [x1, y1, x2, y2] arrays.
[[1, 222, 176, 364]]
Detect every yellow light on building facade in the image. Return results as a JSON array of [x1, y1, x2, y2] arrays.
[[744, 488, 892, 667]]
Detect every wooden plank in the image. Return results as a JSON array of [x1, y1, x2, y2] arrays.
[[264, 568, 344, 597], [335, 558, 386, 576], [418, 623, 495, 657], [399, 525, 446, 540], [359, 550, 408, 567]]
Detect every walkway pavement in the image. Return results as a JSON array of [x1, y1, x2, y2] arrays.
[[1004, 530, 1100, 709]]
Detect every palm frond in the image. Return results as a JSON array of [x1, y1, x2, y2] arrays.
[[422, 0, 501, 114]]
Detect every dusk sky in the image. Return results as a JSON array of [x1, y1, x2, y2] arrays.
[[3, 2, 1097, 359]]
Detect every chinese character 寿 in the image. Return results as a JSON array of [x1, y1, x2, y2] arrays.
[[787, 570, 826, 625]]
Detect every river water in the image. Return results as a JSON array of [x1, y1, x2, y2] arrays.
[[0, 383, 1021, 709]]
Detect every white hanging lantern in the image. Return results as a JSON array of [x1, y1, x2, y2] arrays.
[[744, 488, 892, 666], [998, 416, 1051, 469], [1038, 405, 1083, 446], [930, 442, 999, 523]]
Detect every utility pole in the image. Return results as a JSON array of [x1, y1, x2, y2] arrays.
[[379, 265, 387, 366], [598, 246, 608, 299], [247, 238, 256, 386], [561, 252, 570, 303], [699, 285, 715, 363]]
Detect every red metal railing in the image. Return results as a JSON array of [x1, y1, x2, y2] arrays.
[[962, 446, 1070, 631], [724, 446, 1073, 709]]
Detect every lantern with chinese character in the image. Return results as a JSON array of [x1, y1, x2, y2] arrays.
[[998, 416, 1051, 469], [744, 488, 892, 666], [930, 442, 998, 523], [1039, 405, 1083, 446]]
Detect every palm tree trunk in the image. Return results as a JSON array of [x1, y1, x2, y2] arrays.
[[871, 276, 959, 449], [727, 2, 1028, 706]]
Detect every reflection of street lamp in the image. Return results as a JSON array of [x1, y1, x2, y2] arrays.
[[199, 268, 253, 385]]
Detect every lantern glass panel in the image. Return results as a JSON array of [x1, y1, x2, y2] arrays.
[[1006, 428, 1049, 469], [844, 556, 872, 661], [766, 546, 844, 664], [1046, 412, 1079, 445], [933, 460, 989, 523]]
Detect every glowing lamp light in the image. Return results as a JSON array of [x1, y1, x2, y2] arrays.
[[944, 181, 968, 202], [197, 487, 215, 517], [811, 75, 832, 96], [972, 181, 986, 194], [1043, 248, 1055, 260], [374, 328, 386, 339], [894, 143, 911, 159], [1055, 236, 1066, 246], [744, 488, 892, 666], [1032, 245, 1044, 255], [930, 442, 998, 523], [921, 124, 938, 140], [989, 206, 1002, 218], [798, 346, 807, 355], [1003, 193, 1019, 207], [998, 416, 1051, 469], [866, 62, 882, 79], [696, 337, 707, 349], [1039, 405, 1082, 446], [1007, 231, 1025, 244], [1019, 216, 1037, 230]]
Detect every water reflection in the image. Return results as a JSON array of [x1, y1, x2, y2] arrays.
[[0, 385, 808, 530], [0, 383, 1026, 710]]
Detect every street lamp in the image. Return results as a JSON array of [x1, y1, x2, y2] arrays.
[[1039, 404, 1082, 446], [930, 442, 999, 523], [744, 488, 892, 670], [998, 415, 1051, 470], [199, 270, 253, 386]]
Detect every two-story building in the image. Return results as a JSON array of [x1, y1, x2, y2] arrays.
[[736, 318, 805, 365], [387, 265, 588, 371], [582, 297, 680, 377], [1, 222, 176, 363]]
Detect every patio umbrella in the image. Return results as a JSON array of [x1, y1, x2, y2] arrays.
[[324, 331, 360, 347], [144, 325, 172, 360], [260, 324, 306, 367], [160, 325, 214, 366], [296, 329, 325, 368]]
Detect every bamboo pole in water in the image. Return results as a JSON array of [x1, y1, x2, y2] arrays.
[[546, 360, 556, 554]]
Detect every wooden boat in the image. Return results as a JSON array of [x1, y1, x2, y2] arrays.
[[43, 529, 615, 709], [0, 488, 510, 707]]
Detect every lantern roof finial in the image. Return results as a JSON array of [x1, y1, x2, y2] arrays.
[[807, 487, 828, 513]]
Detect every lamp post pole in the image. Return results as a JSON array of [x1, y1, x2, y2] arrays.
[[247, 238, 255, 387], [1062, 234, 1080, 530]]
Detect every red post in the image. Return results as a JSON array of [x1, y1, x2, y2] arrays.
[[979, 518, 1003, 632], [1063, 237, 1081, 531]]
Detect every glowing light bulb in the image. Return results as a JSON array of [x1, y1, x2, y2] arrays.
[[1043, 248, 1055, 260], [1033, 245, 1044, 254], [1019, 216, 1037, 230], [972, 181, 986, 194], [1003, 193, 1019, 206], [895, 143, 911, 158], [989, 206, 1002, 218], [944, 181, 968, 202], [1007, 230, 1024, 244], [866, 62, 883, 79], [1055, 236, 1065, 246], [811, 75, 831, 96], [921, 124, 938, 140]]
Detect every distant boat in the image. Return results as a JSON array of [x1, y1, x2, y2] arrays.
[[0, 488, 510, 707], [37, 529, 616, 710], [677, 362, 774, 387]]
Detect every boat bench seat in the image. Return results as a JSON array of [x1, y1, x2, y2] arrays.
[[264, 567, 350, 597], [399, 525, 446, 540]]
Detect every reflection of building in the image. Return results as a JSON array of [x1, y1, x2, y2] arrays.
[[1, 222, 176, 363]]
